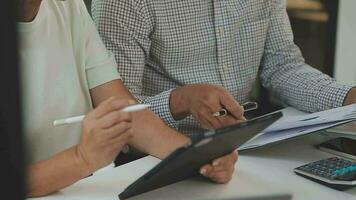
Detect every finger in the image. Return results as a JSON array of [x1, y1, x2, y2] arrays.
[[210, 166, 232, 173], [97, 111, 132, 129], [200, 164, 214, 177], [194, 111, 214, 129], [210, 171, 231, 180], [206, 166, 233, 181], [216, 116, 240, 127], [210, 163, 235, 174], [85, 97, 114, 119], [230, 151, 239, 163], [219, 93, 244, 120], [109, 130, 133, 151], [91, 98, 131, 119], [199, 109, 223, 129], [238, 117, 248, 124], [212, 152, 238, 168], [202, 99, 225, 128], [217, 116, 246, 128], [209, 161, 235, 175], [210, 172, 232, 184], [209, 166, 235, 180], [104, 121, 132, 139], [212, 161, 235, 171]]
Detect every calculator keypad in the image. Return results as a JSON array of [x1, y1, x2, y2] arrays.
[[297, 157, 356, 181]]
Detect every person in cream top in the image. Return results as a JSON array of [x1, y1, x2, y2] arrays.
[[18, 0, 239, 197]]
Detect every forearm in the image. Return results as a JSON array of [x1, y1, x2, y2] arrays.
[[130, 110, 190, 159], [121, 87, 190, 158], [27, 146, 90, 197], [344, 87, 356, 106], [262, 61, 352, 112], [90, 80, 190, 159], [261, 0, 354, 112]]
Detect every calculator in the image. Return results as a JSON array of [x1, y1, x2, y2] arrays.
[[294, 157, 356, 190]]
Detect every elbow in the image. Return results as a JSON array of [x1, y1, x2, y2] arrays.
[[27, 190, 56, 198], [26, 184, 59, 198]]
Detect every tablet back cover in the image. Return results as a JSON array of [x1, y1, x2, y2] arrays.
[[119, 112, 282, 199]]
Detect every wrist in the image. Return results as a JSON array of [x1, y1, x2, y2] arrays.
[[74, 145, 93, 178], [343, 87, 356, 106], [170, 87, 190, 120]]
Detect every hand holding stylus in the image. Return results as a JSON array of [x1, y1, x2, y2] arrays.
[[75, 98, 135, 174]]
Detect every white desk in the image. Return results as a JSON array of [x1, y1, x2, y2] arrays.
[[29, 109, 356, 200]]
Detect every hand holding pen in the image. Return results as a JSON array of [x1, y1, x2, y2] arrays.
[[74, 98, 139, 175], [53, 98, 151, 174], [170, 84, 256, 130]]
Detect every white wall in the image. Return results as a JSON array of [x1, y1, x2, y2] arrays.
[[334, 0, 356, 84]]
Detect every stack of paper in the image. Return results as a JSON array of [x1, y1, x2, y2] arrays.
[[240, 104, 356, 150]]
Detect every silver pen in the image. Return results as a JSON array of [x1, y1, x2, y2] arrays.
[[53, 104, 150, 126], [212, 102, 258, 117]]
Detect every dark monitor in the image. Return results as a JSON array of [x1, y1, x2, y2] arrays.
[[0, 0, 25, 199]]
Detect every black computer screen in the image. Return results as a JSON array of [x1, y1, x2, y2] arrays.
[[0, 1, 25, 199]]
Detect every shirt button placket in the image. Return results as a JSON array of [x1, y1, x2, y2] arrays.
[[223, 64, 230, 72], [215, 1, 230, 88], [219, 27, 225, 36]]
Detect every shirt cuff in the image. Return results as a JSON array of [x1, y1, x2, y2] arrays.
[[317, 82, 355, 111], [141, 89, 178, 129]]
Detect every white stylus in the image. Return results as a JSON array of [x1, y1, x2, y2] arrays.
[[53, 104, 150, 126]]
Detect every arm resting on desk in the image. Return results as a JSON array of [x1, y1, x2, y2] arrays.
[[27, 146, 93, 197], [27, 80, 237, 197], [89, 80, 191, 159], [26, 80, 190, 197]]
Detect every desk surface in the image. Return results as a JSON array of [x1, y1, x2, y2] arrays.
[[29, 108, 356, 200]]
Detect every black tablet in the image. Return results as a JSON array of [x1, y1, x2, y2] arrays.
[[119, 112, 283, 199]]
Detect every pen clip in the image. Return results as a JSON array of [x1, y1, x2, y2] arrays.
[[212, 102, 258, 117], [242, 102, 258, 112]]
